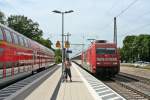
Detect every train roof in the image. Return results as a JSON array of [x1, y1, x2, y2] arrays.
[[88, 40, 116, 49], [91, 40, 116, 45], [0, 23, 54, 55], [95, 40, 107, 43]]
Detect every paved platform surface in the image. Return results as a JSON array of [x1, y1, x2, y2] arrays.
[[24, 63, 95, 100], [56, 64, 94, 100], [25, 65, 62, 100], [24, 62, 125, 100], [120, 66, 150, 79], [57, 63, 125, 100]]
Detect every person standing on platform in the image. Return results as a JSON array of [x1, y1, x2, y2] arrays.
[[64, 58, 72, 82]]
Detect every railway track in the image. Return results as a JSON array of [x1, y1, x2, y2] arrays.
[[0, 65, 59, 100], [119, 72, 150, 85], [103, 73, 150, 100]]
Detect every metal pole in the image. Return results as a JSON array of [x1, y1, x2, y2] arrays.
[[114, 17, 117, 46], [67, 33, 69, 58], [52, 10, 73, 82], [62, 13, 64, 76], [82, 34, 84, 52]]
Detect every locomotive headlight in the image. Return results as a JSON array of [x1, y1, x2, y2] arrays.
[[113, 62, 117, 65], [97, 62, 101, 65], [97, 58, 104, 61]]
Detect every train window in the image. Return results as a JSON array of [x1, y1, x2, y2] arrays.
[[18, 36, 22, 46], [106, 48, 116, 54], [27, 40, 31, 48], [4, 29, 12, 43], [24, 39, 28, 47], [19, 36, 24, 46], [96, 48, 106, 54], [13, 33, 19, 45], [0, 28, 3, 40], [22, 38, 26, 46], [24, 39, 27, 47], [96, 48, 116, 54]]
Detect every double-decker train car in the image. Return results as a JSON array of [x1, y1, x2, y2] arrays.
[[81, 40, 120, 77], [0, 23, 55, 86]]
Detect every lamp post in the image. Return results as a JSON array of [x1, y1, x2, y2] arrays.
[[52, 10, 73, 81]]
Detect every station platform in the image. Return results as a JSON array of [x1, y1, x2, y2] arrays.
[[56, 64, 94, 100], [25, 63, 125, 100], [120, 66, 150, 80]]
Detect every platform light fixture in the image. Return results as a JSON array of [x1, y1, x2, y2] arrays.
[[52, 10, 74, 81]]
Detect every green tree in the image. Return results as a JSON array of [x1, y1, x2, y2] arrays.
[[7, 15, 54, 49], [118, 48, 124, 62], [0, 10, 6, 24], [55, 49, 62, 63], [7, 15, 43, 41], [122, 35, 137, 62], [37, 38, 53, 49], [134, 34, 150, 61], [121, 34, 150, 62]]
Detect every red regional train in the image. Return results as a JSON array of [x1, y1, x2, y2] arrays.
[[0, 23, 55, 85], [81, 40, 120, 77]]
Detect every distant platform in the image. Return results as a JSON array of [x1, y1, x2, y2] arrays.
[[120, 65, 150, 80]]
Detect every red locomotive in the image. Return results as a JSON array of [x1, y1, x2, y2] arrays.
[[81, 40, 120, 77], [0, 23, 55, 82]]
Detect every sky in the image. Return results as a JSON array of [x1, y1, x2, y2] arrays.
[[0, 0, 150, 57]]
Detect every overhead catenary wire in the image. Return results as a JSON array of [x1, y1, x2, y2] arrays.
[[106, 0, 140, 38], [101, 0, 139, 32], [116, 0, 139, 18], [99, 0, 121, 33], [113, 0, 140, 47], [120, 23, 150, 37], [118, 10, 150, 36]]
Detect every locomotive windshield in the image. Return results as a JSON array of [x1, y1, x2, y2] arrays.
[[96, 48, 116, 54], [106, 48, 116, 54], [96, 48, 105, 54]]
